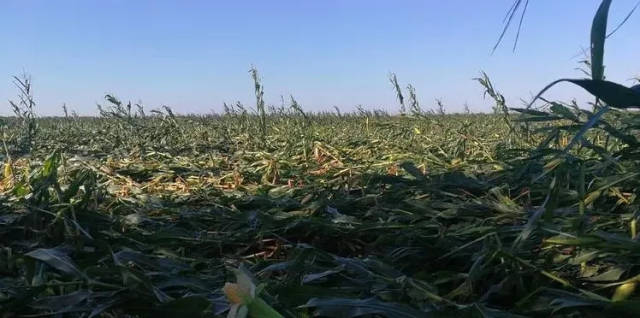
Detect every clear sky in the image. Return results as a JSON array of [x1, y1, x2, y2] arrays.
[[0, 0, 638, 115]]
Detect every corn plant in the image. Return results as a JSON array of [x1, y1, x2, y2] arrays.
[[389, 72, 406, 115], [8, 73, 38, 154], [250, 66, 267, 145]]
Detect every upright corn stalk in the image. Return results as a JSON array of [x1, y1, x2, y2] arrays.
[[435, 98, 446, 116], [407, 84, 422, 116], [9, 73, 38, 154], [62, 103, 69, 118], [389, 73, 406, 115], [250, 67, 267, 146], [290, 95, 310, 160], [474, 72, 519, 141]]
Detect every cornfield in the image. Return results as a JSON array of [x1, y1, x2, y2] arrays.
[[2, 0, 640, 317]]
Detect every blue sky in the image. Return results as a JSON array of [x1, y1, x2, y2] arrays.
[[0, 0, 638, 115]]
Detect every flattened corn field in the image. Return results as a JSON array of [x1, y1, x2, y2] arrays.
[[3, 1, 640, 316], [2, 102, 640, 317]]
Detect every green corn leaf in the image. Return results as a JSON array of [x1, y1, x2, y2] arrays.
[[300, 297, 428, 318], [528, 79, 640, 109], [591, 0, 612, 81], [550, 103, 578, 122], [25, 247, 86, 279], [154, 296, 212, 318]]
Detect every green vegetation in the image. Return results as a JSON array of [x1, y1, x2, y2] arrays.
[[2, 0, 640, 316]]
